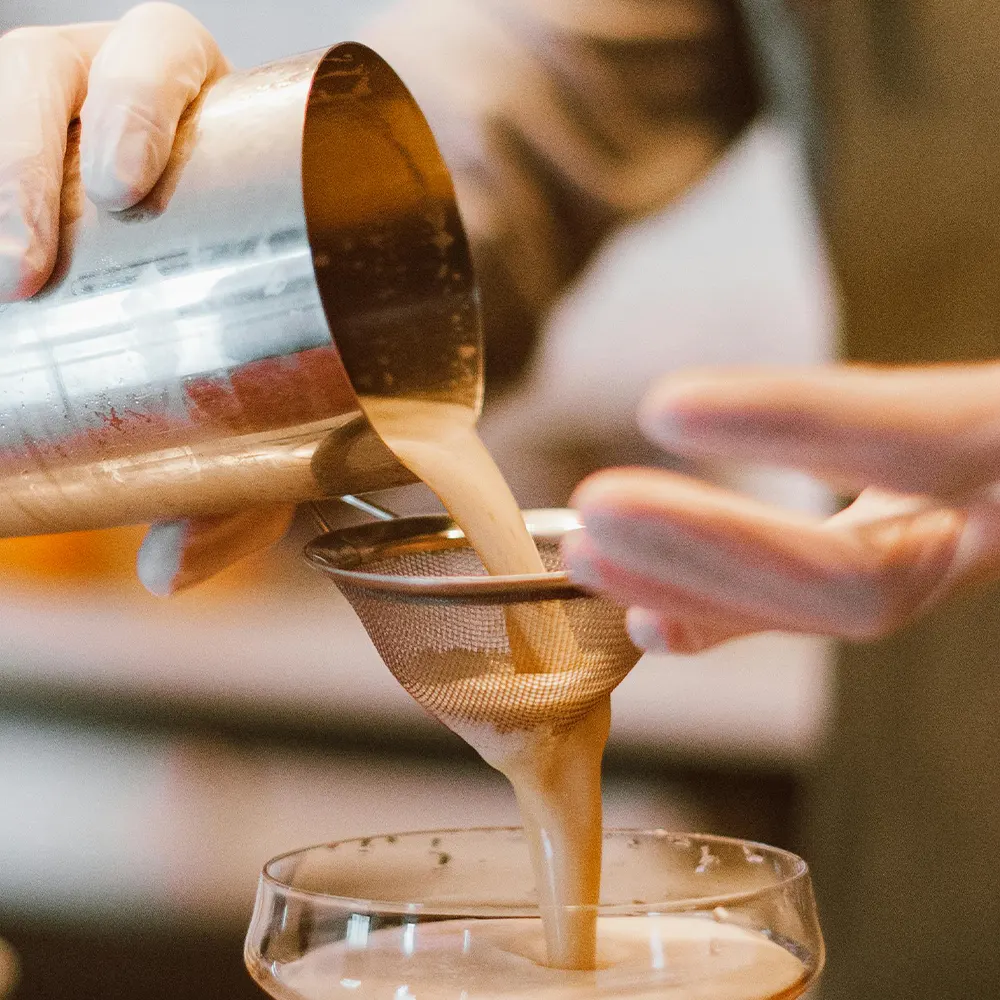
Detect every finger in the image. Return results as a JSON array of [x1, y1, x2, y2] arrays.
[[639, 363, 1000, 500], [569, 467, 967, 641], [0, 23, 112, 300], [80, 2, 228, 210], [564, 524, 775, 635], [137, 505, 295, 597], [626, 607, 755, 655], [824, 487, 934, 529], [826, 487, 1000, 614], [567, 529, 772, 652]]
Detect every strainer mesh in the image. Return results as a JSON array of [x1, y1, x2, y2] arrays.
[[336, 539, 642, 734]]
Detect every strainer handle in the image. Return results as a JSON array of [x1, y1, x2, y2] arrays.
[[309, 496, 398, 533], [339, 495, 398, 522]]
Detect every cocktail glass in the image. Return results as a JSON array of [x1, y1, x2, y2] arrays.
[[246, 827, 823, 999]]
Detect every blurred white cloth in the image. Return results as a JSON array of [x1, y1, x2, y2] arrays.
[[481, 117, 834, 514]]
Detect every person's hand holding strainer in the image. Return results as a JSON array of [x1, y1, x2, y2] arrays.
[[566, 364, 1000, 653]]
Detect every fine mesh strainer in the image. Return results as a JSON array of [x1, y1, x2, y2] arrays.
[[304, 508, 642, 734]]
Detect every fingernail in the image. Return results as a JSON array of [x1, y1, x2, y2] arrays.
[[637, 398, 686, 450], [136, 521, 185, 597], [579, 511, 657, 575], [82, 118, 156, 211], [564, 541, 604, 592], [0, 180, 51, 300], [580, 510, 619, 547], [638, 379, 716, 450], [626, 607, 670, 653], [0, 240, 29, 301], [639, 382, 758, 454]]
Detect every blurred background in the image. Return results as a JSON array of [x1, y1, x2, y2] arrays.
[[4, 2, 996, 1000]]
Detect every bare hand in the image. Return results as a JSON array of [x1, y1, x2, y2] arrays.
[[565, 364, 1000, 653]]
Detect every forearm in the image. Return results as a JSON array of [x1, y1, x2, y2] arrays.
[[360, 0, 760, 389]]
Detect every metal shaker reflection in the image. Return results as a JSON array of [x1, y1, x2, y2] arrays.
[[0, 42, 481, 536]]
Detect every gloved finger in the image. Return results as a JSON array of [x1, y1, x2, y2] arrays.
[[81, 2, 228, 210], [137, 504, 296, 597], [0, 23, 112, 300], [567, 467, 968, 641], [639, 363, 1000, 500]]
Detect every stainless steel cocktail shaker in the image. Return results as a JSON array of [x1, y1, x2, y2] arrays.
[[0, 43, 482, 536]]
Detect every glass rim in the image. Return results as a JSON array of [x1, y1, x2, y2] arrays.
[[259, 826, 812, 918]]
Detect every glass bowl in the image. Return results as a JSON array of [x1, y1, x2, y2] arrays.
[[246, 828, 823, 999]]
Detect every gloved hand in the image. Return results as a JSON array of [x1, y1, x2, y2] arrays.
[[565, 364, 1000, 653], [0, 4, 295, 595]]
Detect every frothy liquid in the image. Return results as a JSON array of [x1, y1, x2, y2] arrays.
[[363, 398, 607, 969], [277, 917, 809, 1000]]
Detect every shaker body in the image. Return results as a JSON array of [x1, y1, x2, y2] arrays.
[[0, 44, 481, 536]]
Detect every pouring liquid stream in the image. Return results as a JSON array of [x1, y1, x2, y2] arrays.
[[362, 397, 604, 970]]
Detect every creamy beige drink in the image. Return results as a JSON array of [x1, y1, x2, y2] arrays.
[[278, 916, 810, 1000], [362, 398, 609, 969], [362, 400, 569, 675]]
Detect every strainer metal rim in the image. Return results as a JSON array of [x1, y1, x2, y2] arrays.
[[303, 507, 592, 605]]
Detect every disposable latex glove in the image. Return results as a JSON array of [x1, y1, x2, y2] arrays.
[[564, 364, 1000, 653], [0, 4, 295, 595]]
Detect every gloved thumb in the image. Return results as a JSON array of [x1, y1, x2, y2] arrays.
[[80, 2, 228, 210], [137, 504, 296, 596]]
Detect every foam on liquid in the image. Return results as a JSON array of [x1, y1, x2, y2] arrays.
[[277, 916, 809, 1000], [363, 398, 606, 969]]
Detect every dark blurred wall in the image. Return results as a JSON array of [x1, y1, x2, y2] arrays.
[[801, 1, 1000, 996]]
